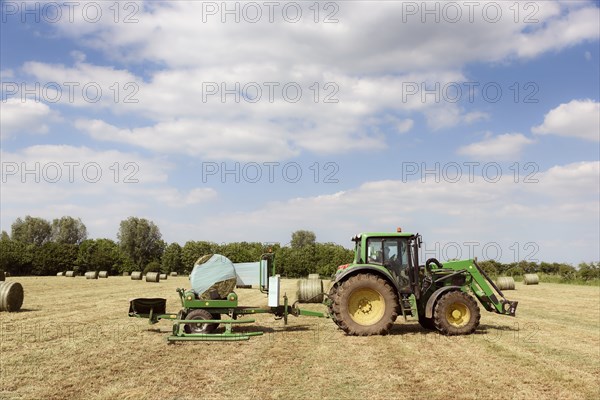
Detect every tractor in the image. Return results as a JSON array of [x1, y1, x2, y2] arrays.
[[327, 229, 518, 336], [128, 229, 517, 341]]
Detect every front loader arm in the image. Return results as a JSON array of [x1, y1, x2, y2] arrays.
[[438, 259, 518, 316], [469, 260, 518, 316]]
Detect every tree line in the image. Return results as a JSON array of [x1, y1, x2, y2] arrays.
[[0, 216, 597, 282], [0, 218, 353, 277]]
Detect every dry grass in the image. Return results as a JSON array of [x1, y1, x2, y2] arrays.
[[0, 277, 598, 400]]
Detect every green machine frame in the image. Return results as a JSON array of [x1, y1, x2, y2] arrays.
[[128, 253, 328, 341]]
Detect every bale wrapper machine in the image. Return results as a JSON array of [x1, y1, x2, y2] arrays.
[[128, 253, 326, 342]]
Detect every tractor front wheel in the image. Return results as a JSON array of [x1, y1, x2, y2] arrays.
[[332, 274, 398, 336], [433, 291, 480, 335], [184, 309, 220, 334]]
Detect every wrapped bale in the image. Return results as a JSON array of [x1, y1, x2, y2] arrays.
[[308, 273, 320, 280], [146, 272, 160, 283], [159, 273, 167, 280], [523, 273, 539, 285], [123, 272, 130, 276], [496, 276, 515, 290], [98, 271, 109, 278], [131, 271, 142, 280], [170, 272, 178, 277], [0, 281, 24, 312], [65, 271, 76, 277], [56, 272, 64, 277], [190, 254, 237, 300]]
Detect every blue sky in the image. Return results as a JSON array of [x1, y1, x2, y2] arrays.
[[1, 0, 599, 264]]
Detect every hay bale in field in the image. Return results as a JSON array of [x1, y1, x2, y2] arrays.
[[131, 271, 142, 280], [236, 284, 252, 289], [146, 272, 160, 283], [523, 273, 539, 285], [308, 273, 320, 280], [170, 272, 178, 277], [159, 273, 167, 280], [98, 271, 109, 278], [56, 272, 64, 277], [0, 281, 24, 312], [496, 276, 515, 290], [85, 271, 98, 279], [123, 272, 130, 276], [297, 278, 324, 303], [65, 271, 76, 277]]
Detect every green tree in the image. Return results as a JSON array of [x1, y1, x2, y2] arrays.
[[314, 242, 353, 277], [0, 239, 31, 276], [11, 216, 52, 246], [161, 243, 184, 274], [76, 239, 122, 274], [31, 242, 78, 275], [291, 230, 316, 249], [577, 262, 599, 281], [51, 216, 87, 244], [117, 217, 164, 270], [144, 260, 161, 274]]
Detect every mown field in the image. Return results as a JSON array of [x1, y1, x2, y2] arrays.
[[1, 276, 598, 400]]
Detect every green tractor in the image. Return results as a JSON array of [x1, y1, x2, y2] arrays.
[[327, 230, 518, 336]]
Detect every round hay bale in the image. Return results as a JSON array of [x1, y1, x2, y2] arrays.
[[523, 273, 539, 285], [146, 272, 160, 283], [131, 271, 142, 280], [297, 278, 324, 303], [170, 272, 178, 277], [56, 272, 64, 277], [98, 271, 109, 278], [159, 273, 167, 280], [0, 281, 24, 312], [308, 273, 320, 280], [123, 272, 130, 277], [0, 270, 5, 281], [496, 276, 515, 290], [65, 271, 76, 277], [85, 271, 98, 279], [236, 284, 252, 289]]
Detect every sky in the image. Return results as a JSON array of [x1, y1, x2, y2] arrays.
[[1, 0, 599, 265]]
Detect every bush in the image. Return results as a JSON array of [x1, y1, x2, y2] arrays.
[[143, 261, 161, 274]]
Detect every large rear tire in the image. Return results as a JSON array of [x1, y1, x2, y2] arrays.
[[433, 291, 480, 335], [183, 309, 220, 334], [331, 274, 398, 336]]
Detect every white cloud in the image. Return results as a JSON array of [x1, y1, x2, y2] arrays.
[[396, 119, 414, 134], [0, 145, 217, 237], [0, 99, 56, 139], [457, 133, 535, 160], [532, 99, 600, 141], [6, 1, 595, 160], [156, 161, 599, 263]]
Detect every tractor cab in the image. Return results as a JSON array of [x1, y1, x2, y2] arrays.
[[347, 229, 420, 295]]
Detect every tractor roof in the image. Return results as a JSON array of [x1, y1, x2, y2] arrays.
[[352, 232, 415, 241]]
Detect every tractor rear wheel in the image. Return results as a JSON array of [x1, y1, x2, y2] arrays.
[[332, 274, 398, 336], [328, 284, 342, 327], [184, 309, 220, 334], [433, 291, 480, 335]]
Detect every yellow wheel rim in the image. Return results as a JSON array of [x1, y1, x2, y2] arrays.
[[348, 288, 385, 326], [446, 302, 471, 327]]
